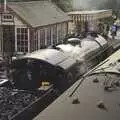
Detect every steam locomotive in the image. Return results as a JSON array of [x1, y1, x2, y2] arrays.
[[33, 48, 120, 120], [11, 32, 113, 91], [0, 32, 117, 120]]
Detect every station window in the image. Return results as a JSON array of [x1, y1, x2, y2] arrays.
[[34, 31, 38, 50], [17, 28, 28, 53], [40, 29, 45, 48], [1, 13, 14, 22], [57, 24, 62, 43], [62, 23, 68, 39], [52, 25, 57, 45], [46, 28, 51, 46]]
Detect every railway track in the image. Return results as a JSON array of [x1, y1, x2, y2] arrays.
[[0, 86, 59, 120]]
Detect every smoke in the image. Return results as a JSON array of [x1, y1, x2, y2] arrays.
[[72, 0, 120, 10]]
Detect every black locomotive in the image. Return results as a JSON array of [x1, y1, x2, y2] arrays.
[[11, 33, 113, 91]]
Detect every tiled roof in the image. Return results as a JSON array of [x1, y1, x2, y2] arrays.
[[8, 1, 70, 27]]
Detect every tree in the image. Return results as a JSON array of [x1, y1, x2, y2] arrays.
[[98, 0, 120, 19], [98, 0, 119, 9], [1, 0, 73, 12], [52, 0, 72, 12]]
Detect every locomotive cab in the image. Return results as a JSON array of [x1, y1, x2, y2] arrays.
[[12, 59, 63, 90], [11, 58, 76, 92]]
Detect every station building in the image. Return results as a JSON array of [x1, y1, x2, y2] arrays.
[[0, 0, 70, 57], [68, 10, 112, 34]]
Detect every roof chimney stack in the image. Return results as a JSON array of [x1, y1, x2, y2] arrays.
[[4, 0, 7, 12]]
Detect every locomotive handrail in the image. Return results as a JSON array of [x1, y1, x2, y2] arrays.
[[69, 58, 110, 97]]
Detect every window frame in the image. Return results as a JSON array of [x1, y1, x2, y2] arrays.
[[16, 27, 28, 53]]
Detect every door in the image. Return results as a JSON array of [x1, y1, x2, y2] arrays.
[[3, 25, 15, 57]]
